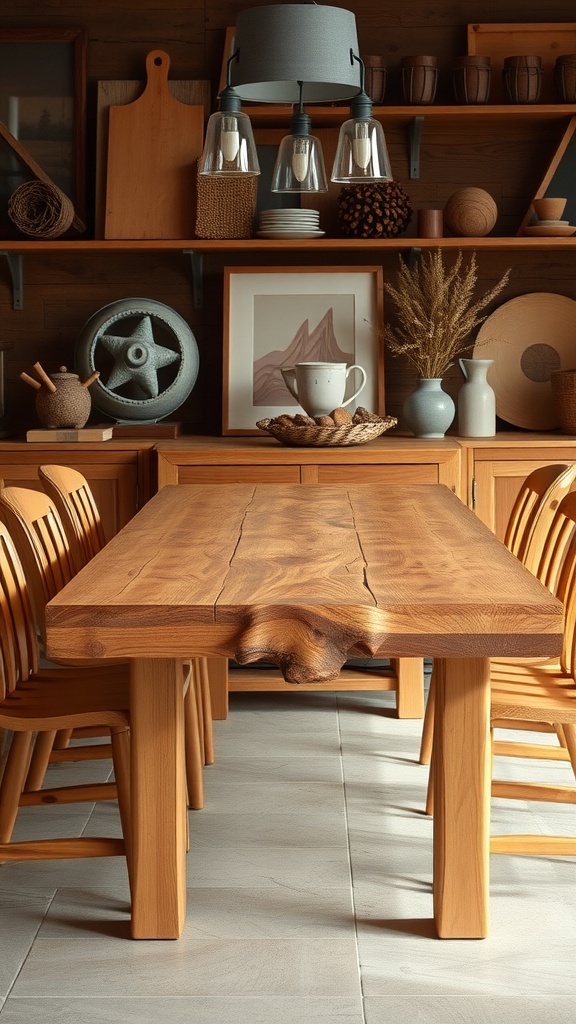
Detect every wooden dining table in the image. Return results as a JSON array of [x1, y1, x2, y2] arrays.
[[45, 482, 563, 940]]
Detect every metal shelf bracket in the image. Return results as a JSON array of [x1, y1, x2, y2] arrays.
[[0, 252, 23, 309], [409, 116, 424, 179], [183, 249, 203, 309]]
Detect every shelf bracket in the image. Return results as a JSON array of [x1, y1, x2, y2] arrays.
[[183, 249, 203, 309], [409, 116, 424, 179], [406, 246, 421, 270], [0, 251, 23, 309]]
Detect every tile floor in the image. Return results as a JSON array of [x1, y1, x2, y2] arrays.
[[0, 686, 575, 1023]]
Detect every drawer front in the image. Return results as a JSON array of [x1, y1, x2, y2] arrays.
[[175, 466, 301, 484], [317, 464, 441, 484]]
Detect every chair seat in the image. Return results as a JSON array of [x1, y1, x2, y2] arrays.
[[0, 667, 130, 730], [490, 658, 576, 724]]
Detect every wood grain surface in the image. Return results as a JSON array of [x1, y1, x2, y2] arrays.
[[46, 483, 563, 684], [104, 50, 205, 239], [95, 76, 210, 239]]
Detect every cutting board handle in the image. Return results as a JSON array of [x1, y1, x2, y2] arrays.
[[143, 49, 171, 99]]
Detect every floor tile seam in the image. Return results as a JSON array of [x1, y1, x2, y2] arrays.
[[1, 995, 365, 1002], [0, 889, 59, 1005], [335, 695, 366, 1021]]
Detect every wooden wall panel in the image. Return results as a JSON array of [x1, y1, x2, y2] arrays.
[[2, 0, 576, 436]]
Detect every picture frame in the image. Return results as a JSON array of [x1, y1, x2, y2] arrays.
[[223, 266, 384, 435], [0, 28, 87, 230]]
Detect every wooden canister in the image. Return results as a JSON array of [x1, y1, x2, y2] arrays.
[[417, 208, 443, 238], [401, 56, 438, 104]]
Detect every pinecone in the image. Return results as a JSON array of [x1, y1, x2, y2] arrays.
[[337, 180, 412, 239]]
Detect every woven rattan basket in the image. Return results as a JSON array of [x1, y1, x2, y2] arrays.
[[256, 413, 397, 447], [195, 163, 258, 239], [551, 369, 576, 433]]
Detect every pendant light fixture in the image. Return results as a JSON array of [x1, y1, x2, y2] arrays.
[[230, 5, 361, 104], [199, 5, 393, 187], [271, 82, 328, 193], [198, 52, 260, 176], [331, 52, 392, 183]]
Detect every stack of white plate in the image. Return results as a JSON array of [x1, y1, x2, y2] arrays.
[[256, 209, 325, 239]]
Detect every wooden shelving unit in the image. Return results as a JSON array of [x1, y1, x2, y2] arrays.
[[3, 103, 576, 309]]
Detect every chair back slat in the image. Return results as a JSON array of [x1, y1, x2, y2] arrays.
[[38, 465, 106, 572], [533, 492, 576, 676], [522, 464, 576, 583], [0, 486, 76, 641], [504, 464, 572, 561], [0, 522, 38, 697]]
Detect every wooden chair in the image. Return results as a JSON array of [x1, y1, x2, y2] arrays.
[[428, 491, 576, 854], [0, 518, 132, 866], [0, 484, 207, 811], [420, 463, 576, 766], [38, 464, 214, 775]]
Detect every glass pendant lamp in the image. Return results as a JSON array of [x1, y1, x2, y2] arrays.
[[271, 84, 328, 193], [331, 53, 392, 183], [198, 55, 260, 176]]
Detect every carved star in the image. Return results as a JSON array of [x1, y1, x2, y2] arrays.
[[99, 316, 179, 399]]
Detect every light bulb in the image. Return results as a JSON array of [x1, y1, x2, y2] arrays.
[[291, 138, 310, 183], [352, 122, 371, 169], [220, 115, 240, 162]]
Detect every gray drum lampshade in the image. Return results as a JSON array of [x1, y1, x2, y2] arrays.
[[230, 4, 361, 103]]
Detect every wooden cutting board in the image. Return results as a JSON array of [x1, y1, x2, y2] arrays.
[[104, 50, 205, 240], [96, 75, 209, 239]]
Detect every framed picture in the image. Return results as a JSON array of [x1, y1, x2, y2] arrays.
[[223, 266, 384, 435], [0, 28, 87, 231]]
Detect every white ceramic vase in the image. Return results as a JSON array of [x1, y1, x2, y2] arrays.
[[457, 358, 496, 437], [403, 378, 456, 438]]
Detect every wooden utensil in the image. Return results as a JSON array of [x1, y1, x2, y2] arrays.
[[104, 50, 204, 239]]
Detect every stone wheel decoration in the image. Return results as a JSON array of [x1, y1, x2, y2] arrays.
[[75, 298, 199, 423]]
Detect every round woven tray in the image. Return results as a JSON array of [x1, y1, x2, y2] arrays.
[[256, 413, 397, 447]]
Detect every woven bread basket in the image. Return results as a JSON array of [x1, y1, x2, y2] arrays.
[[256, 413, 397, 447], [551, 369, 576, 433]]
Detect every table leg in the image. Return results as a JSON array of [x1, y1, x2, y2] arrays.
[[392, 657, 425, 718], [129, 658, 187, 939], [207, 656, 229, 720], [432, 656, 491, 938]]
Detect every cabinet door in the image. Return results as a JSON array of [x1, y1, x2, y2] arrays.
[[472, 457, 576, 540], [0, 451, 141, 541]]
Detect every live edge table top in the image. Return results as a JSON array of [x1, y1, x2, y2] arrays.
[[46, 483, 562, 681]]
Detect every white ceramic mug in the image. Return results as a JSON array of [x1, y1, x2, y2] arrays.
[[281, 362, 367, 417]]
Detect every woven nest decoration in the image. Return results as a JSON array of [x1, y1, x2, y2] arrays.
[[8, 179, 75, 239], [337, 180, 412, 238], [257, 408, 398, 447]]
